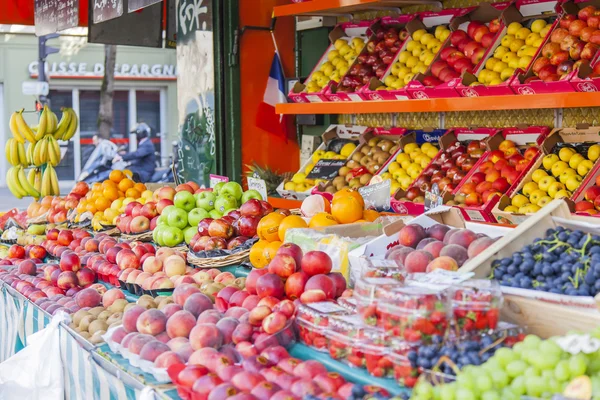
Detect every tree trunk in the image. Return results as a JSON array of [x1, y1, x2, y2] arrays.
[[97, 45, 117, 140]]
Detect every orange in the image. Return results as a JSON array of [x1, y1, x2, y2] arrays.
[[76, 202, 86, 213], [85, 203, 97, 214], [109, 170, 125, 183], [333, 188, 365, 209], [263, 241, 282, 264], [363, 209, 381, 222], [134, 183, 147, 192], [91, 182, 102, 192], [332, 195, 363, 224], [278, 215, 308, 242], [118, 178, 135, 192], [126, 188, 141, 199], [257, 212, 286, 242], [118, 191, 125, 198], [102, 186, 119, 201], [309, 212, 339, 228], [95, 197, 111, 212], [123, 169, 133, 178], [249, 240, 269, 269]]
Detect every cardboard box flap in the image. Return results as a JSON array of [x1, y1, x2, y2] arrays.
[[420, 8, 463, 27], [373, 127, 409, 136], [517, 0, 559, 17]]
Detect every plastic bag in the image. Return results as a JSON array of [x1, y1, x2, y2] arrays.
[[0, 311, 69, 400]]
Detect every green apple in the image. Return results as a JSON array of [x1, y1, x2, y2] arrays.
[[241, 189, 263, 203], [221, 182, 243, 201], [162, 226, 184, 247], [166, 207, 189, 230], [156, 215, 168, 225], [214, 193, 238, 213], [209, 209, 223, 219], [27, 224, 45, 235], [213, 182, 226, 195], [153, 226, 165, 246], [174, 191, 196, 212], [184, 226, 197, 244], [188, 208, 210, 227], [195, 191, 216, 211]]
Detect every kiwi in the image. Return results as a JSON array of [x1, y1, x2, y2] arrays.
[[361, 146, 371, 155], [79, 331, 91, 340], [351, 152, 363, 162], [389, 144, 400, 154], [108, 299, 128, 313], [79, 315, 96, 332], [325, 186, 336, 194], [137, 297, 157, 309], [88, 307, 105, 317], [339, 166, 350, 176], [72, 310, 90, 326], [346, 160, 359, 169], [124, 303, 137, 312], [349, 178, 361, 188], [368, 137, 381, 147], [379, 140, 394, 152], [89, 331, 106, 344], [360, 174, 373, 185], [360, 155, 372, 166], [333, 176, 345, 187], [106, 312, 123, 326], [97, 310, 112, 321], [89, 320, 109, 335]]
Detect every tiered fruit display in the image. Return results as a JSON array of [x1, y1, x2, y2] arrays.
[[575, 175, 600, 214], [305, 37, 364, 93], [506, 144, 599, 213], [410, 333, 600, 400], [491, 226, 600, 297], [285, 145, 352, 194], [382, 25, 451, 90], [397, 139, 485, 202], [382, 142, 439, 195], [428, 21, 495, 86], [25, 182, 90, 224], [324, 137, 402, 193], [449, 139, 538, 207], [530, 11, 599, 82], [6, 105, 79, 199], [478, 19, 549, 85], [338, 26, 409, 92], [190, 198, 276, 253]]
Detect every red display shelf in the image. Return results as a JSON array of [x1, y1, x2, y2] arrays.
[[273, 0, 435, 17]]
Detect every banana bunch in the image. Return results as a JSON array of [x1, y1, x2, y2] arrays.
[[31, 134, 61, 167], [6, 166, 41, 199], [8, 106, 78, 144], [53, 107, 78, 141], [9, 110, 36, 143], [5, 138, 28, 167], [41, 164, 59, 197]]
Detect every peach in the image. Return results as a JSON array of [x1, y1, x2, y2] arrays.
[[236, 341, 258, 358], [228, 291, 250, 307], [260, 346, 289, 364], [271, 391, 298, 400], [164, 255, 186, 277], [217, 365, 243, 382], [257, 296, 279, 310], [426, 256, 459, 272], [179, 365, 211, 389], [137, 309, 167, 335], [299, 290, 327, 304], [243, 355, 274, 373], [443, 228, 460, 244], [57, 271, 78, 290], [278, 357, 301, 374], [198, 309, 222, 324], [208, 382, 238, 400], [262, 312, 287, 334], [416, 238, 437, 250], [154, 351, 184, 369], [173, 284, 201, 306], [102, 288, 125, 308], [75, 288, 102, 308], [272, 299, 295, 319], [225, 306, 248, 319], [166, 310, 196, 338], [314, 372, 345, 392], [214, 272, 235, 284], [268, 254, 297, 279], [229, 393, 259, 400], [191, 373, 224, 397], [231, 371, 266, 391], [184, 293, 214, 317], [142, 256, 163, 274], [120, 332, 138, 349], [126, 270, 142, 284], [18, 260, 36, 276], [162, 303, 183, 318], [110, 327, 128, 344], [386, 246, 413, 266], [398, 224, 426, 248], [232, 322, 254, 344], [284, 272, 309, 300], [276, 243, 303, 268], [440, 244, 469, 266], [246, 269, 268, 295], [167, 336, 190, 351], [293, 360, 327, 379], [467, 237, 495, 258], [304, 274, 335, 299], [249, 305, 272, 326], [216, 317, 239, 344], [256, 273, 285, 299], [188, 347, 221, 369], [290, 379, 322, 397], [140, 340, 170, 362], [155, 331, 170, 343], [155, 247, 176, 263], [300, 251, 332, 276], [128, 333, 156, 355], [251, 381, 281, 400], [328, 273, 346, 298], [447, 229, 478, 248], [134, 272, 152, 286], [423, 241, 444, 258], [189, 323, 223, 350], [404, 250, 434, 273]]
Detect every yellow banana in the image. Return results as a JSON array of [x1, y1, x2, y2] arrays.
[[6, 167, 26, 199], [35, 105, 48, 141], [27, 168, 36, 188], [62, 109, 78, 141], [32, 169, 42, 194], [5, 138, 16, 166], [44, 164, 59, 196], [5, 139, 12, 165], [9, 113, 25, 143], [47, 136, 60, 166], [15, 110, 36, 143], [39, 138, 48, 165], [26, 143, 34, 165], [53, 108, 72, 140], [11, 139, 20, 167], [40, 166, 51, 197], [33, 141, 41, 166], [17, 141, 27, 167], [16, 166, 40, 198], [48, 111, 58, 134]]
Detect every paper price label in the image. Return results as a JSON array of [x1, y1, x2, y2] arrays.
[[247, 177, 268, 201], [209, 174, 229, 188], [556, 334, 600, 355], [309, 301, 347, 314]]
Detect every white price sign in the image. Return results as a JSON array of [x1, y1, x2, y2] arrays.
[[22, 81, 49, 96], [247, 177, 268, 201]]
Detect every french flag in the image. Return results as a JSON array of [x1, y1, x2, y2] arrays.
[[256, 52, 289, 141]]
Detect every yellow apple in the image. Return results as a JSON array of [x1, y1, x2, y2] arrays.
[[578, 160, 594, 176], [501, 67, 516, 81], [398, 51, 411, 64], [403, 73, 415, 85], [505, 205, 519, 213], [533, 37, 545, 48], [507, 22, 523, 36], [542, 154, 559, 170], [515, 27, 531, 40], [338, 45, 352, 56], [334, 39, 348, 50], [502, 52, 519, 64], [540, 25, 551, 38], [548, 181, 565, 198], [486, 58, 499, 70], [406, 56, 419, 69], [529, 189, 547, 205], [537, 196, 553, 207], [532, 169, 548, 183], [518, 56, 533, 70], [384, 75, 397, 87], [512, 194, 530, 208], [559, 147, 576, 162], [526, 32, 541, 46], [523, 182, 539, 196], [531, 19, 547, 33], [501, 35, 515, 48], [554, 189, 571, 199], [494, 46, 510, 60], [538, 175, 557, 192], [426, 39, 440, 50], [412, 29, 427, 42], [551, 161, 569, 177], [492, 61, 508, 73], [588, 144, 600, 161], [559, 168, 578, 184], [565, 175, 583, 191], [569, 153, 586, 169], [509, 39, 525, 53]]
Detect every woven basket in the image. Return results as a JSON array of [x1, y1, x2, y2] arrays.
[[120, 231, 153, 242], [187, 249, 250, 268], [99, 227, 120, 236], [171, 244, 189, 253], [26, 213, 48, 225]]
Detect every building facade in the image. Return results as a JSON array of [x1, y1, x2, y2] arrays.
[[0, 30, 179, 186]]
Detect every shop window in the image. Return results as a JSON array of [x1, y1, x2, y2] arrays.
[[48, 90, 74, 181], [136, 90, 161, 156]]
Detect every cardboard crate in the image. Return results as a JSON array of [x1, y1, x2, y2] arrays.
[[276, 125, 369, 200], [326, 15, 416, 102], [492, 126, 600, 224], [288, 21, 376, 103], [452, 126, 550, 223], [460, 200, 600, 337], [410, 2, 511, 99], [391, 127, 500, 215]]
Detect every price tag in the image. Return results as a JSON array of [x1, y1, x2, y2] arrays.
[[56, 0, 78, 31], [308, 302, 347, 314], [408, 270, 474, 289], [247, 177, 268, 201], [34, 0, 58, 36], [306, 159, 346, 180], [359, 179, 391, 212], [92, 0, 123, 24], [209, 174, 229, 188], [555, 334, 600, 355]]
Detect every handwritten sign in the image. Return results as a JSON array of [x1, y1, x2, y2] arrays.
[[34, 0, 58, 36], [359, 179, 391, 212], [57, 0, 78, 31], [129, 0, 162, 12], [306, 159, 346, 180], [247, 177, 268, 201], [92, 0, 123, 24], [210, 174, 229, 188]]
